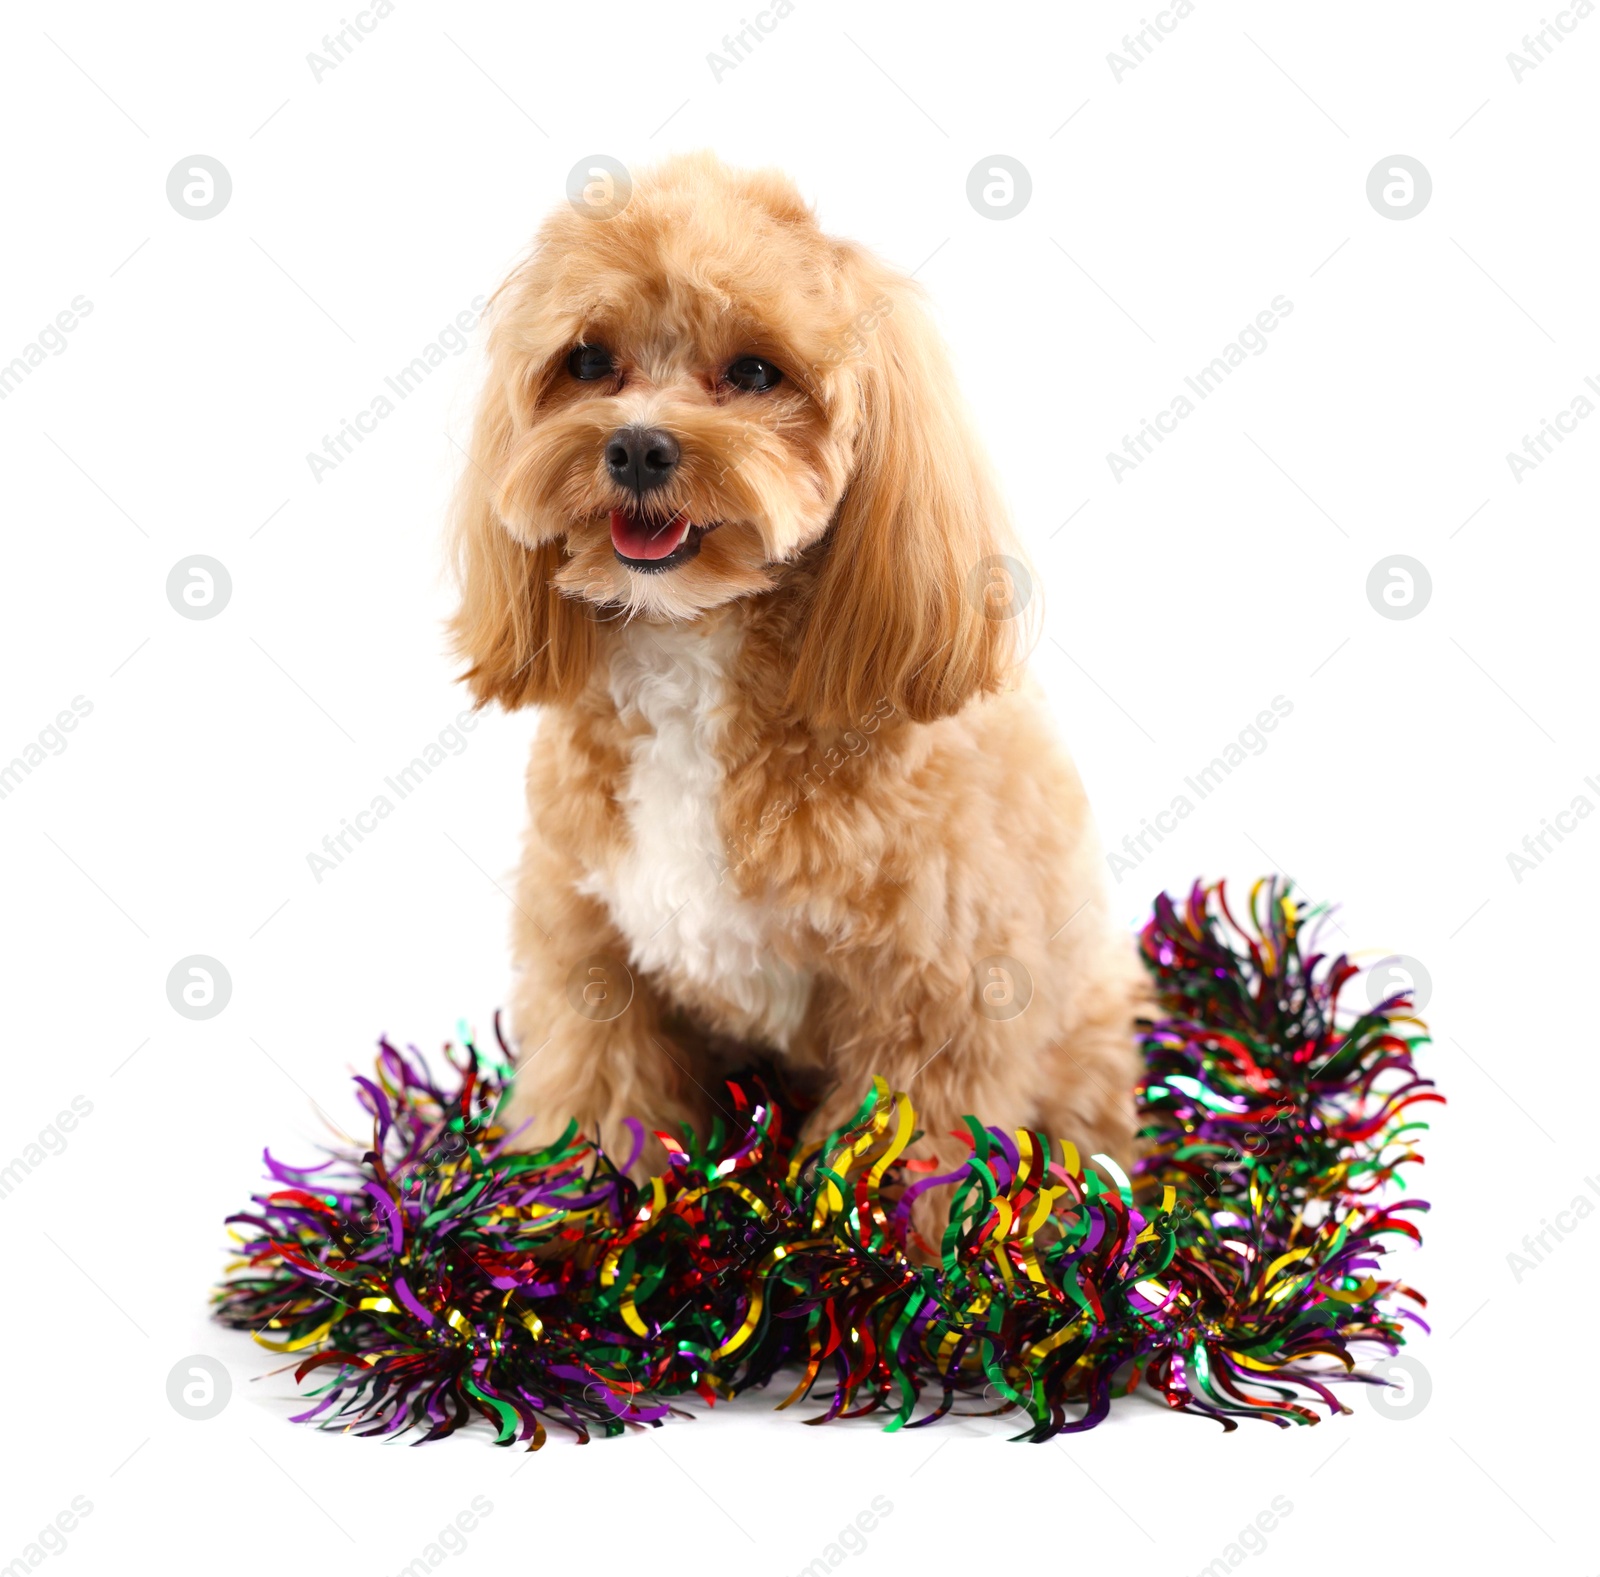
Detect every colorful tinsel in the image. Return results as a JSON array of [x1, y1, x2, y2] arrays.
[[215, 878, 1439, 1447]]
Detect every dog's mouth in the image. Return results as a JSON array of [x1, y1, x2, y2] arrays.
[[609, 509, 714, 572]]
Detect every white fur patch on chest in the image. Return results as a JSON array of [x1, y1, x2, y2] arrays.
[[579, 618, 810, 1049]]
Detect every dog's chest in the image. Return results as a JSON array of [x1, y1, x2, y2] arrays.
[[579, 619, 809, 1047]]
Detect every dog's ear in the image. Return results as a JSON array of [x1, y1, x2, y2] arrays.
[[786, 260, 1018, 730], [447, 330, 598, 710]]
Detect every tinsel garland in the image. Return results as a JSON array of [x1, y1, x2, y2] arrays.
[[215, 878, 1439, 1447]]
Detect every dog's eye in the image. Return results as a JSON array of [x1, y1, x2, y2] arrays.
[[567, 344, 616, 382], [724, 355, 783, 393]]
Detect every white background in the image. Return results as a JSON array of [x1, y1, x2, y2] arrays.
[[1, 1, 1592, 1572]]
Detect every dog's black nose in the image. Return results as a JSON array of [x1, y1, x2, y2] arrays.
[[604, 426, 680, 494]]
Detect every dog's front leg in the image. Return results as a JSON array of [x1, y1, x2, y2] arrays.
[[792, 965, 1033, 1256], [500, 861, 710, 1173]]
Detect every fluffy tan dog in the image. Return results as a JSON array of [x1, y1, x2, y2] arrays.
[[450, 152, 1143, 1234]]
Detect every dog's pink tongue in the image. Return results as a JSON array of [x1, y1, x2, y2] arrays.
[[610, 509, 690, 560]]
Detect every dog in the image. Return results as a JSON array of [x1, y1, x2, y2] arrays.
[[449, 152, 1144, 1235]]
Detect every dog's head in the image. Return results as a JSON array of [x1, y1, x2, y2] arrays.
[[451, 151, 1020, 726]]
